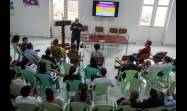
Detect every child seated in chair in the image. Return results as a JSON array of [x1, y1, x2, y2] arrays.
[[67, 44, 80, 66]]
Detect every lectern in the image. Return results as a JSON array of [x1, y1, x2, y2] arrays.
[[54, 20, 71, 47]]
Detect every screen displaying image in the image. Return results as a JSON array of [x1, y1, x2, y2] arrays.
[[93, 1, 119, 17], [96, 2, 116, 16]]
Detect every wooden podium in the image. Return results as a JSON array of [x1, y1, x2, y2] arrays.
[[54, 20, 71, 48]]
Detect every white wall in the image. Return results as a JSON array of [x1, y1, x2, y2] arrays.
[[164, 0, 176, 45], [10, 0, 50, 37], [79, 0, 143, 43]]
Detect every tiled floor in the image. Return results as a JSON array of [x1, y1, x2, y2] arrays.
[[11, 37, 176, 105]]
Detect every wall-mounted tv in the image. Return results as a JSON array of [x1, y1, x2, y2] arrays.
[[92, 1, 119, 17]]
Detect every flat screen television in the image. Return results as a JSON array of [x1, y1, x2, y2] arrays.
[[92, 1, 119, 17]]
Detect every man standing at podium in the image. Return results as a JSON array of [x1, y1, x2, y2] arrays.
[[70, 18, 83, 51]]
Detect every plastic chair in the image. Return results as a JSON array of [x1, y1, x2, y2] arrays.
[[41, 102, 63, 111], [93, 104, 114, 111], [95, 26, 105, 35], [118, 70, 139, 85], [62, 63, 71, 75], [118, 28, 127, 36], [20, 69, 36, 87], [129, 78, 143, 92], [83, 66, 100, 81], [10, 83, 22, 97], [68, 102, 89, 111], [168, 81, 176, 94], [117, 105, 137, 111], [147, 69, 161, 80], [66, 80, 82, 99], [143, 106, 166, 111], [92, 83, 109, 104], [10, 42, 23, 60], [109, 28, 118, 35], [41, 59, 55, 71], [15, 103, 39, 111]]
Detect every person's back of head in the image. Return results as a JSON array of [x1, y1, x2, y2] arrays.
[[20, 57, 29, 69], [21, 85, 31, 97], [45, 88, 54, 102], [71, 43, 77, 50], [22, 37, 28, 43], [164, 56, 172, 63], [53, 39, 59, 45], [45, 48, 51, 56], [11, 35, 20, 43], [10, 69, 17, 80], [38, 61, 47, 73], [90, 57, 97, 67], [150, 88, 159, 99], [129, 90, 139, 103], [145, 40, 152, 47], [128, 55, 135, 63], [69, 65, 76, 80], [27, 42, 33, 49], [122, 55, 129, 61], [100, 67, 107, 77], [80, 84, 88, 101], [94, 43, 100, 51]]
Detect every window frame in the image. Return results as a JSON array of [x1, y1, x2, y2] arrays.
[[139, 0, 173, 27]]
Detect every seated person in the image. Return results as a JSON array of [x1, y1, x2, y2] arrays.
[[71, 84, 91, 105], [117, 90, 142, 108], [63, 65, 81, 82], [154, 51, 167, 62], [87, 57, 101, 70], [67, 44, 80, 66], [51, 39, 66, 63], [116, 55, 141, 80], [11, 35, 23, 61], [114, 55, 129, 72], [92, 67, 114, 87], [133, 40, 152, 59], [147, 55, 172, 73], [10, 69, 27, 87], [91, 43, 104, 57], [164, 90, 176, 110], [15, 85, 42, 106], [25, 42, 40, 60], [20, 37, 28, 52], [41, 48, 57, 69], [44, 88, 64, 106], [36, 61, 60, 89], [141, 88, 164, 109]]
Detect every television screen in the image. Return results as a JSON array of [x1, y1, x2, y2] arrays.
[[93, 1, 119, 17]]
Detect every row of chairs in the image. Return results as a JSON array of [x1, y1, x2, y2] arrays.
[[81, 25, 128, 35]]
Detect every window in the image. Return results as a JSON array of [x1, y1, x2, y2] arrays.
[[140, 0, 171, 27], [67, 0, 79, 21], [53, 0, 64, 20]]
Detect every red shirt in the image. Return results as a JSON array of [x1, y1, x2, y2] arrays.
[[140, 47, 151, 55]]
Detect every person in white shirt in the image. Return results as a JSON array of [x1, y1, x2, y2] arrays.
[[92, 67, 114, 87], [15, 85, 42, 106], [10, 69, 26, 87], [147, 55, 172, 73], [91, 43, 104, 57]]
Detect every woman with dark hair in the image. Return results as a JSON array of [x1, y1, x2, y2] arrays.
[[117, 90, 142, 108], [45, 88, 64, 106], [15, 85, 42, 105], [63, 65, 80, 82], [71, 84, 91, 105], [36, 61, 60, 89], [141, 88, 164, 109]]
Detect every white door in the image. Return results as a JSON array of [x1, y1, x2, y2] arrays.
[[136, 0, 174, 45]]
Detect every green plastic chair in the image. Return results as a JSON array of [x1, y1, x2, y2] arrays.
[[168, 81, 176, 94], [129, 78, 143, 92], [41, 59, 55, 71], [68, 102, 89, 111], [147, 69, 161, 80], [66, 80, 81, 99], [20, 69, 36, 87], [93, 104, 114, 111], [10, 83, 22, 97], [143, 106, 166, 111], [117, 105, 137, 111], [160, 65, 175, 84], [92, 83, 109, 104], [62, 63, 71, 75], [83, 66, 101, 81], [41, 102, 63, 111], [34, 73, 55, 95], [15, 103, 39, 111], [10, 42, 23, 60], [118, 70, 139, 84]]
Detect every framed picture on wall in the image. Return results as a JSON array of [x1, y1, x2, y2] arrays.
[[23, 0, 39, 6], [10, 0, 14, 15]]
